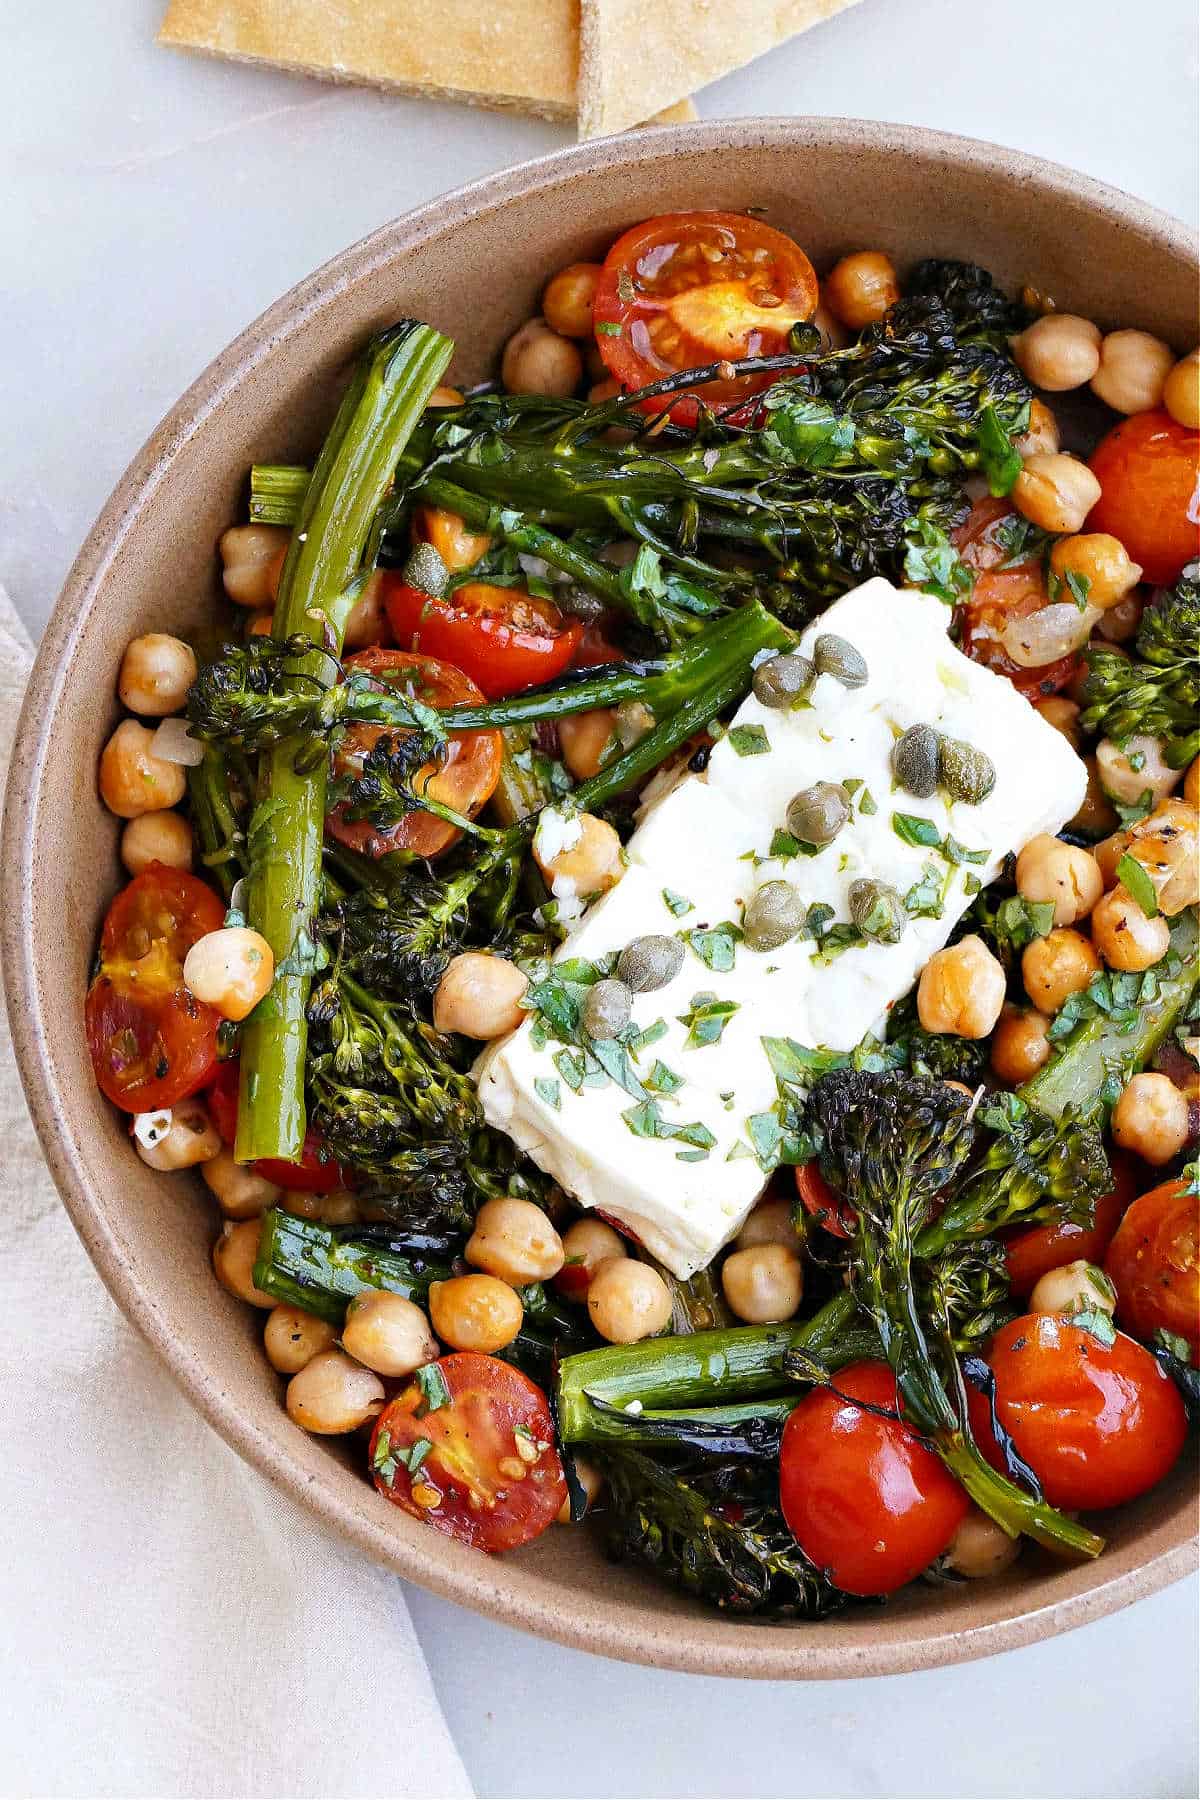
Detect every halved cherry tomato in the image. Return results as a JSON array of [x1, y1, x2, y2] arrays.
[[969, 1313, 1187, 1511], [85, 865, 225, 1113], [794, 1162, 854, 1239], [206, 1061, 348, 1192], [779, 1360, 969, 1595], [382, 577, 583, 698], [593, 211, 818, 424], [1105, 1177, 1200, 1365], [954, 498, 1079, 699], [325, 648, 502, 861], [370, 1352, 566, 1552], [570, 621, 627, 668], [1086, 410, 1200, 586], [1003, 1154, 1137, 1297]]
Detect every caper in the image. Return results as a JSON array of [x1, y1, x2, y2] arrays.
[[752, 651, 815, 710], [583, 978, 633, 1040], [892, 723, 941, 798], [848, 878, 907, 943], [813, 633, 868, 689], [617, 934, 684, 994], [938, 736, 997, 806], [786, 781, 851, 848], [557, 584, 606, 622], [614, 700, 655, 749], [401, 541, 450, 598], [743, 881, 807, 951]]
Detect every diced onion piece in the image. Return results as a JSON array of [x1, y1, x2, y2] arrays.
[[133, 1109, 172, 1148], [1000, 602, 1102, 669], [150, 716, 205, 766]]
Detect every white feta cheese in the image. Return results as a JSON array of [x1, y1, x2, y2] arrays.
[[533, 805, 583, 864]]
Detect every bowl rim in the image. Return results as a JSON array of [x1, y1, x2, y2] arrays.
[[5, 115, 1197, 1681]]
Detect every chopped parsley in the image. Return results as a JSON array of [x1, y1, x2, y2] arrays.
[[415, 1362, 452, 1415], [678, 991, 739, 1050], [727, 723, 771, 757], [620, 1100, 716, 1159], [679, 920, 742, 972], [662, 887, 694, 917], [1116, 852, 1159, 918], [534, 1076, 562, 1110]]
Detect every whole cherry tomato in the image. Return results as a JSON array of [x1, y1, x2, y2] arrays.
[[206, 1061, 348, 1192], [382, 577, 582, 698], [970, 1313, 1187, 1511], [1086, 409, 1200, 585], [1003, 1154, 1138, 1297], [779, 1360, 969, 1595], [1105, 1177, 1200, 1365]]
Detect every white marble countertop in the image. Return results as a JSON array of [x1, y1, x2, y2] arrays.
[[4, 0, 1197, 1794]]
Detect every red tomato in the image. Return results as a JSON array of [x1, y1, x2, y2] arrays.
[[206, 1061, 347, 1191], [326, 648, 502, 861], [794, 1162, 854, 1239], [954, 498, 1079, 699], [1087, 410, 1200, 586], [779, 1360, 969, 1595], [570, 622, 627, 668], [85, 865, 225, 1113], [1003, 1154, 1137, 1297], [593, 211, 818, 423], [370, 1352, 566, 1552], [382, 577, 582, 698], [970, 1313, 1188, 1511], [1105, 1178, 1200, 1365]]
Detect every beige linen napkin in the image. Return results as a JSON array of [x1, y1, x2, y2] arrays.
[[0, 585, 471, 1800]]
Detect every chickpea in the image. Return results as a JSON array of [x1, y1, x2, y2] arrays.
[[721, 1244, 803, 1325], [202, 1149, 282, 1221], [342, 573, 390, 650], [1111, 1072, 1190, 1166], [1090, 329, 1174, 415], [249, 612, 274, 638], [556, 1456, 604, 1524], [117, 633, 198, 717], [736, 1195, 801, 1252], [120, 809, 193, 875], [1034, 695, 1082, 750], [990, 1007, 1051, 1084], [1014, 397, 1060, 458], [587, 1259, 672, 1345], [319, 1189, 360, 1226], [264, 1305, 338, 1375], [286, 1350, 385, 1435], [588, 378, 622, 405], [137, 1095, 221, 1171], [501, 318, 583, 398], [1096, 735, 1180, 808], [1014, 835, 1103, 926], [542, 262, 602, 338], [1010, 314, 1101, 391], [1095, 592, 1143, 644], [98, 719, 187, 818], [823, 251, 899, 329], [810, 301, 849, 350], [1069, 756, 1119, 838], [1021, 928, 1099, 1014], [559, 708, 617, 780], [1163, 348, 1200, 430], [1011, 454, 1102, 535], [1121, 799, 1199, 914], [433, 952, 528, 1040], [943, 1507, 1020, 1580], [341, 1290, 440, 1378], [429, 1274, 523, 1352], [429, 384, 465, 408], [1090, 887, 1171, 972], [558, 1217, 627, 1296], [1093, 828, 1129, 889], [1047, 534, 1141, 611], [466, 1195, 565, 1286], [413, 505, 491, 573], [212, 1218, 274, 1306], [533, 810, 624, 900], [917, 935, 1006, 1040], [219, 523, 289, 608], [1185, 759, 1199, 808], [1028, 1259, 1116, 1319], [183, 926, 274, 1022]]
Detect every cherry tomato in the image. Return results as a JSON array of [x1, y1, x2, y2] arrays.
[[1087, 410, 1200, 586], [570, 621, 627, 668], [593, 211, 817, 424], [794, 1162, 854, 1239], [779, 1360, 969, 1595], [86, 865, 225, 1113], [370, 1352, 566, 1552], [954, 499, 1079, 699], [382, 577, 582, 698], [325, 648, 502, 861], [969, 1313, 1187, 1511], [206, 1061, 347, 1191], [412, 504, 493, 574], [1003, 1154, 1138, 1297], [1105, 1178, 1200, 1365]]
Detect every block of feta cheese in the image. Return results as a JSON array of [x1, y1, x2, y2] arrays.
[[476, 577, 1088, 1276]]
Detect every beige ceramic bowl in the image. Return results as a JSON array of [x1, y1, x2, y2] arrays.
[[5, 119, 1198, 1679]]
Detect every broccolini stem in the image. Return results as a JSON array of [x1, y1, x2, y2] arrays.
[[187, 747, 244, 901], [248, 463, 310, 527], [252, 1207, 451, 1322], [237, 323, 454, 1164]]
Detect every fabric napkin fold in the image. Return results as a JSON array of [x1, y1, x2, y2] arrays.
[[0, 584, 471, 1800]]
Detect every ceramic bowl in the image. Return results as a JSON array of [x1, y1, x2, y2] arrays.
[[5, 118, 1197, 1679]]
